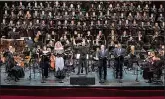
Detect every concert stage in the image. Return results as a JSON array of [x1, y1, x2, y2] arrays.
[[1, 63, 164, 87], [1, 64, 164, 98]]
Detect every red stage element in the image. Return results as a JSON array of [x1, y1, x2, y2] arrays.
[[1, 96, 164, 99], [1, 88, 164, 97]]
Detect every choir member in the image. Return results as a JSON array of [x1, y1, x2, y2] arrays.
[[61, 2, 68, 12], [33, 2, 39, 11], [18, 2, 25, 11], [89, 3, 96, 12], [158, 4, 164, 13], [143, 4, 149, 13], [151, 4, 157, 14], [8, 20, 15, 30], [17, 10, 24, 20], [26, 2, 32, 11], [157, 14, 164, 24], [40, 11, 46, 20], [69, 3, 75, 12], [25, 11, 31, 20], [136, 4, 142, 13], [3, 10, 8, 19], [77, 21, 82, 31], [3, 3, 9, 11], [129, 2, 135, 13], [153, 23, 160, 32], [121, 2, 128, 13], [11, 4, 15, 12], [27, 21, 34, 38], [33, 11, 39, 19]]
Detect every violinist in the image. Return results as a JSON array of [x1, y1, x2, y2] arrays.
[[146, 51, 161, 83]]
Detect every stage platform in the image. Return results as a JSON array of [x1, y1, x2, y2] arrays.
[[0, 64, 164, 97], [1, 64, 164, 87]]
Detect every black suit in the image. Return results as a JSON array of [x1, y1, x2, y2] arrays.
[[77, 46, 88, 75], [98, 49, 108, 80], [113, 48, 126, 79]]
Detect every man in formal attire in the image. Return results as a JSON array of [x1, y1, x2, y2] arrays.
[[77, 42, 88, 75], [98, 45, 108, 83], [113, 44, 126, 82]]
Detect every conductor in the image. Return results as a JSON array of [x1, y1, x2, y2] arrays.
[[113, 43, 126, 82], [77, 42, 88, 75]]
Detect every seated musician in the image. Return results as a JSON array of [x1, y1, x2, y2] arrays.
[[145, 51, 162, 83], [92, 47, 100, 71]]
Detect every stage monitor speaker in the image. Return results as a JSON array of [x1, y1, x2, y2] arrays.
[[70, 75, 95, 85]]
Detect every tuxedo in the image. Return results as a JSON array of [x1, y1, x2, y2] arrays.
[[98, 49, 108, 81], [113, 47, 126, 79]]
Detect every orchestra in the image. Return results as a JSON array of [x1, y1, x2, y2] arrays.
[[0, 1, 164, 84]]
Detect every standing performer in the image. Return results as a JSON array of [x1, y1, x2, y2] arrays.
[[98, 45, 108, 83], [113, 43, 126, 82], [77, 42, 88, 75]]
